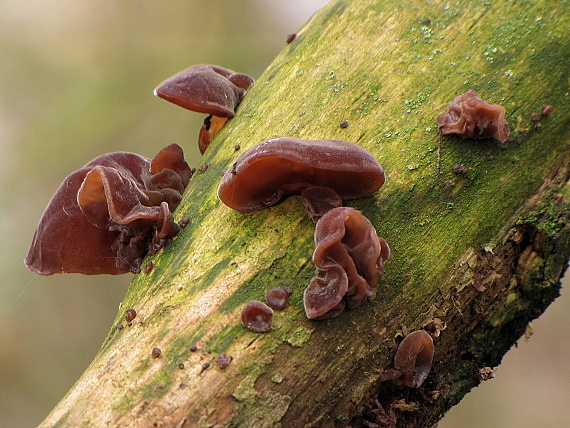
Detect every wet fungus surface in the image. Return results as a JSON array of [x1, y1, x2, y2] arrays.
[[437, 89, 509, 142], [217, 137, 385, 215], [219, 137, 389, 320], [393, 330, 435, 388], [25, 144, 192, 275], [154, 64, 254, 154], [304, 207, 390, 319], [265, 287, 292, 310], [241, 300, 274, 333]]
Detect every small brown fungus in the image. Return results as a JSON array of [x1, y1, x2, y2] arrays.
[[303, 207, 390, 319], [286, 33, 297, 43], [25, 144, 192, 275], [218, 137, 385, 218], [339, 120, 349, 128], [143, 262, 154, 274], [116, 324, 124, 330], [541, 104, 553, 115], [178, 363, 185, 369], [451, 164, 466, 174], [154, 64, 254, 154], [189, 345, 197, 352], [437, 89, 509, 142], [265, 287, 292, 310], [179, 217, 190, 228], [215, 353, 233, 369], [125, 309, 137, 323], [152, 347, 162, 358], [393, 330, 434, 388], [530, 112, 541, 122], [241, 300, 274, 332]]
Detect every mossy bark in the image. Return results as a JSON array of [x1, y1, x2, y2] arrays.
[[42, 0, 569, 427]]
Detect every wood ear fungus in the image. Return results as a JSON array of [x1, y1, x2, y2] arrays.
[[393, 330, 434, 388], [303, 207, 390, 319], [25, 144, 192, 275], [154, 64, 254, 154], [437, 89, 509, 142], [241, 300, 274, 332], [266, 287, 292, 310], [217, 137, 385, 216]]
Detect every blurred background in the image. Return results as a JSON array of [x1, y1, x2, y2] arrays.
[[0, 0, 567, 426]]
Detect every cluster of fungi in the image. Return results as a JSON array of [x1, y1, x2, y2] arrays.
[[25, 61, 519, 391]]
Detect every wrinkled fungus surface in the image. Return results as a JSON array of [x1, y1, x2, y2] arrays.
[[25, 144, 192, 275], [241, 300, 274, 332], [125, 309, 137, 323], [304, 207, 390, 319], [215, 353, 233, 369], [437, 89, 509, 142], [394, 330, 434, 388], [218, 137, 385, 213]]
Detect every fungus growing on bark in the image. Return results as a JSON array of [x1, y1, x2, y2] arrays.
[[541, 104, 553, 116], [437, 89, 509, 142], [303, 207, 390, 319], [215, 353, 233, 369], [154, 64, 254, 154], [266, 287, 292, 310], [125, 309, 137, 323], [218, 137, 385, 217], [25, 144, 192, 275], [241, 300, 274, 332], [393, 330, 434, 388]]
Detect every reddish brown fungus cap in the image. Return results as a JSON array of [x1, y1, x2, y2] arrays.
[[241, 300, 274, 332], [394, 330, 434, 388], [303, 207, 390, 319], [437, 89, 509, 142], [154, 64, 254, 118], [25, 144, 191, 275], [218, 137, 385, 213]]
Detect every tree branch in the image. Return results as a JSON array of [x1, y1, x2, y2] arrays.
[[41, 0, 569, 426]]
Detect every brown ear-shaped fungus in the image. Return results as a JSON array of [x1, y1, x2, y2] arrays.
[[394, 330, 434, 388], [25, 144, 192, 275], [154, 64, 254, 154], [437, 89, 509, 142], [303, 207, 390, 319], [241, 300, 274, 332], [218, 137, 385, 215]]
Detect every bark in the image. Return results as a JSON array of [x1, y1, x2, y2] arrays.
[[41, 0, 569, 427]]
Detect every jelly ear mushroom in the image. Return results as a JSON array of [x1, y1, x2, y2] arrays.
[[154, 64, 254, 154], [241, 300, 274, 332], [25, 144, 191, 275], [393, 330, 434, 388], [437, 89, 509, 142], [303, 207, 390, 319], [218, 137, 385, 219]]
